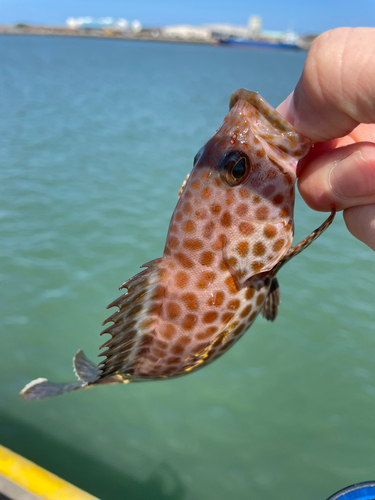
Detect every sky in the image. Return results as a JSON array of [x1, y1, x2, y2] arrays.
[[0, 0, 374, 35]]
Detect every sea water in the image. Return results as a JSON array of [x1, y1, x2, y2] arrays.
[[0, 35, 374, 500]]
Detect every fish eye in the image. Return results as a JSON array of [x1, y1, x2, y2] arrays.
[[231, 158, 247, 179], [220, 152, 250, 186]]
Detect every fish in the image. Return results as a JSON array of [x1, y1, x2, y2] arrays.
[[20, 89, 335, 400]]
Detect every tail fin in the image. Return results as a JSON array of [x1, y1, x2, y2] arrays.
[[20, 350, 100, 400], [20, 378, 85, 400]]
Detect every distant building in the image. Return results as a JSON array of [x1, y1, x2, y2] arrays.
[[65, 17, 142, 32], [247, 16, 261, 38], [161, 25, 212, 41], [204, 23, 248, 39]]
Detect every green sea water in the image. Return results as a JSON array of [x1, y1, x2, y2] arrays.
[[1, 35, 375, 500]]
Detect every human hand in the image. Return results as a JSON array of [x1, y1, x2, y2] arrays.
[[277, 27, 375, 251]]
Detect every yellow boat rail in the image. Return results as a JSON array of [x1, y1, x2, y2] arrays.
[[0, 444, 100, 500]]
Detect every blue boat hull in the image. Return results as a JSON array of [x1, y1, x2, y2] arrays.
[[218, 38, 302, 51]]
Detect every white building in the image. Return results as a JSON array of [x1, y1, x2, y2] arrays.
[[161, 25, 212, 41]]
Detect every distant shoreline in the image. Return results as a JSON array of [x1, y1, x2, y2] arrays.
[[0, 24, 215, 45]]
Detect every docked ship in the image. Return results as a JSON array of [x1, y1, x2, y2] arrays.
[[213, 16, 304, 51], [216, 36, 301, 50]]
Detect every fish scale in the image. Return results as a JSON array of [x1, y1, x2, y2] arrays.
[[20, 89, 335, 400]]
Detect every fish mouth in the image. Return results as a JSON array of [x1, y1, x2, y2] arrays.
[[229, 89, 311, 164]]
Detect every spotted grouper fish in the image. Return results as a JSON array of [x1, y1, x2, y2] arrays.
[[21, 89, 335, 400]]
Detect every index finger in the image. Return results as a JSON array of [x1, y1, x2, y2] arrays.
[[277, 27, 375, 143]]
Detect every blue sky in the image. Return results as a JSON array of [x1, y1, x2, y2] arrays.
[[0, 0, 374, 35]]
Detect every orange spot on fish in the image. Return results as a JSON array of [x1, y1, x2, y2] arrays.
[[181, 314, 198, 330], [210, 203, 221, 215], [167, 302, 181, 320], [181, 293, 199, 311], [237, 241, 249, 257], [172, 344, 184, 355], [256, 294, 265, 306], [221, 211, 231, 227], [183, 202, 192, 214], [174, 271, 189, 288], [179, 335, 192, 345], [207, 290, 225, 307], [253, 241, 266, 256], [273, 239, 285, 252], [183, 220, 196, 233], [273, 194, 284, 205], [226, 190, 234, 205], [280, 206, 290, 217], [251, 261, 264, 272], [192, 180, 200, 190], [212, 234, 227, 250], [239, 222, 254, 236], [255, 206, 269, 220], [225, 275, 238, 294], [160, 323, 176, 340], [175, 252, 194, 269], [202, 188, 212, 199], [263, 224, 277, 239], [196, 271, 216, 290], [240, 304, 252, 318], [203, 311, 218, 323], [245, 288, 255, 300], [239, 188, 250, 199], [200, 251, 215, 266], [236, 204, 248, 217], [227, 299, 240, 310], [183, 239, 203, 251]]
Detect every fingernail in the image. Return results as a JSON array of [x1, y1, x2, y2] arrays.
[[329, 150, 375, 199]]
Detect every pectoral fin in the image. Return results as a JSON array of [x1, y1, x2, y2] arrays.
[[178, 173, 190, 198], [261, 278, 280, 322], [270, 208, 336, 276]]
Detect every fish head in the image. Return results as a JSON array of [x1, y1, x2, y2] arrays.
[[169, 89, 311, 281]]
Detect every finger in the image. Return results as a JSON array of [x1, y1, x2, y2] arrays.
[[277, 28, 375, 142], [297, 143, 375, 211], [344, 205, 375, 251], [348, 123, 375, 143], [296, 124, 375, 175]]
